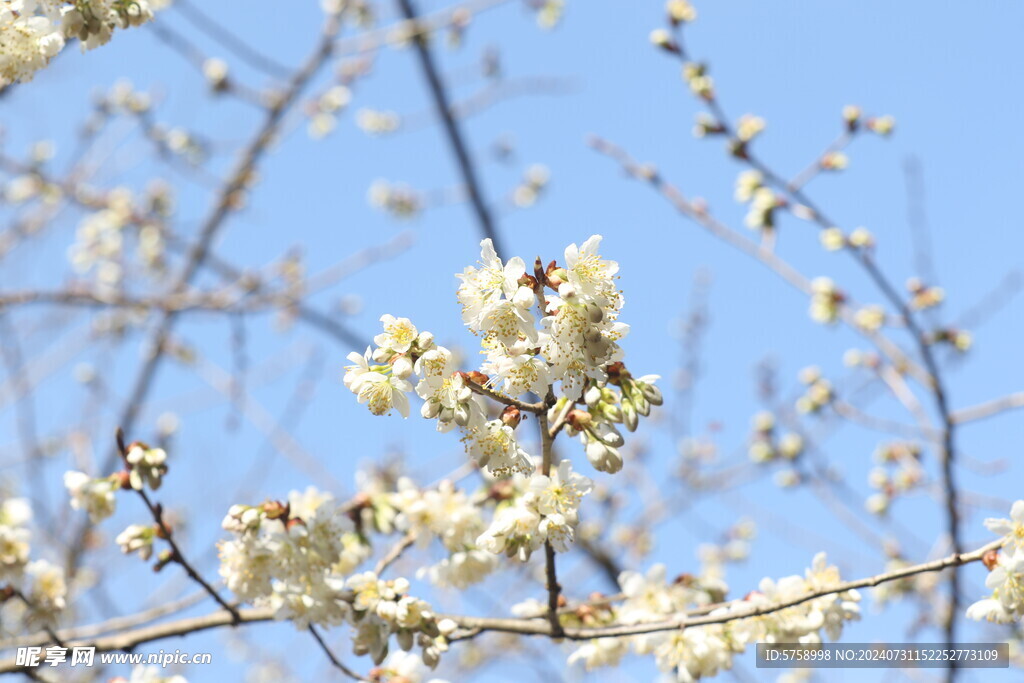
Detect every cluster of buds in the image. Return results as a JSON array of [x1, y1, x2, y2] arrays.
[[347, 235, 659, 481], [202, 58, 230, 93], [819, 151, 849, 171], [667, 0, 697, 24], [698, 518, 757, 579], [928, 327, 972, 352], [735, 114, 766, 143], [853, 304, 886, 332], [682, 62, 714, 99], [356, 109, 401, 136], [115, 523, 157, 561], [607, 362, 663, 431], [346, 572, 455, 668], [865, 442, 924, 516], [866, 115, 896, 136], [819, 226, 874, 252], [842, 106, 895, 136], [808, 277, 845, 324], [368, 180, 423, 219], [307, 84, 353, 139], [512, 164, 551, 208], [649, 2, 698, 53], [747, 412, 803, 464], [693, 112, 726, 138], [124, 441, 168, 491], [63, 1, 155, 51], [734, 171, 780, 231], [907, 277, 945, 310], [63, 471, 119, 522], [842, 348, 881, 369], [795, 366, 833, 414]]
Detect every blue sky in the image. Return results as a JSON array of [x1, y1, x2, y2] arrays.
[[2, 1, 1023, 681]]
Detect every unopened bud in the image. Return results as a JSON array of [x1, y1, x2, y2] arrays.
[[605, 362, 625, 385], [545, 261, 567, 288], [501, 405, 522, 429], [982, 549, 1000, 571], [622, 399, 638, 432], [154, 549, 174, 572], [464, 371, 489, 386], [641, 383, 663, 406], [391, 355, 413, 379], [454, 403, 471, 427], [421, 399, 441, 419], [566, 409, 593, 431], [262, 500, 288, 519]]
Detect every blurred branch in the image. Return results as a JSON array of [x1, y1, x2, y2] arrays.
[[395, 0, 504, 257]]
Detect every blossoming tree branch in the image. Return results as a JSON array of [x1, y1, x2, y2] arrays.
[[0, 0, 1022, 682]]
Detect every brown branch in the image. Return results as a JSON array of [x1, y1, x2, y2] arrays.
[[374, 532, 416, 576], [308, 625, 368, 681], [114, 429, 239, 622], [3, 537, 997, 672], [464, 377, 546, 414], [537, 395, 564, 638]]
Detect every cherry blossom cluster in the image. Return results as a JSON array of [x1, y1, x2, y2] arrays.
[[218, 487, 452, 668], [967, 500, 1024, 624], [386, 478, 498, 590], [0, 497, 68, 629], [63, 441, 175, 572], [68, 182, 172, 292], [344, 235, 661, 479], [218, 487, 370, 627], [64, 442, 167, 523], [0, 0, 160, 86], [865, 442, 924, 517], [477, 459, 593, 560], [557, 553, 859, 680]]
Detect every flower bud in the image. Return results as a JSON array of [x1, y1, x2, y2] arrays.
[[421, 398, 441, 419], [262, 500, 288, 519], [586, 302, 604, 324], [566, 409, 593, 431], [501, 405, 522, 429], [641, 382, 663, 406], [586, 440, 623, 474], [584, 385, 603, 406], [982, 549, 1000, 571], [601, 403, 622, 423], [391, 355, 414, 379], [597, 424, 624, 447], [454, 403, 471, 427], [633, 392, 651, 417], [465, 371, 489, 386], [415, 331, 435, 350], [622, 399, 638, 432]]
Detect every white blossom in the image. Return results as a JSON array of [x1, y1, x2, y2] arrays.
[[64, 471, 118, 522]]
